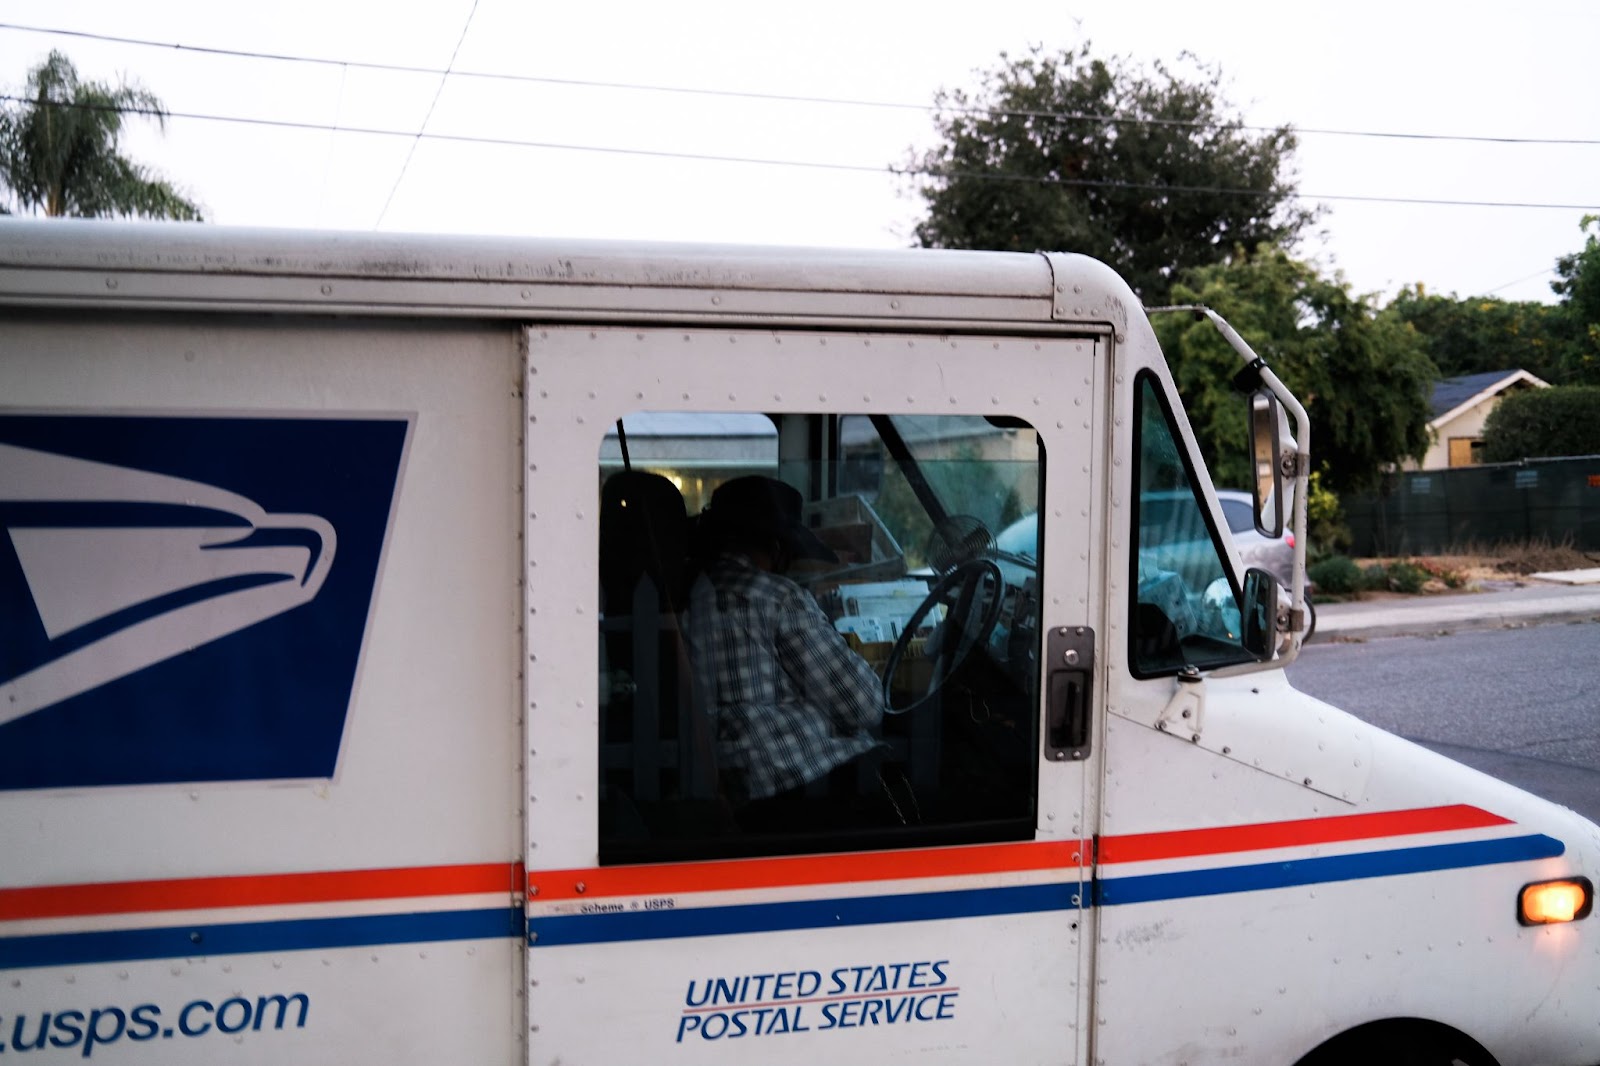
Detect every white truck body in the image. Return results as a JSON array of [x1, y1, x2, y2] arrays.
[[0, 219, 1595, 1065]]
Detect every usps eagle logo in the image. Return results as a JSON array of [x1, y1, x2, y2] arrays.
[[0, 415, 409, 790]]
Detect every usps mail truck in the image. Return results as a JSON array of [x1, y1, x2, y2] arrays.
[[1, 219, 1596, 1065]]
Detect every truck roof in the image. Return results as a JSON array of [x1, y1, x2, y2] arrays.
[[0, 219, 1132, 331]]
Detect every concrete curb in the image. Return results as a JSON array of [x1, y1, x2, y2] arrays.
[[1530, 568, 1600, 586], [1311, 606, 1600, 643], [1308, 577, 1600, 643]]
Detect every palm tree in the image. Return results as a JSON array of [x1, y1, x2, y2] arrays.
[[0, 51, 203, 220]]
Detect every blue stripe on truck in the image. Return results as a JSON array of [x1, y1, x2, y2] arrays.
[[0, 835, 1563, 964], [527, 882, 1081, 948], [528, 835, 1565, 946], [1096, 834, 1565, 906], [0, 907, 523, 970]]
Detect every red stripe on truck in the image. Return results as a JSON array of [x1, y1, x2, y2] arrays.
[[0, 862, 523, 920], [0, 807, 1512, 921], [530, 840, 1087, 901], [1098, 805, 1510, 864]]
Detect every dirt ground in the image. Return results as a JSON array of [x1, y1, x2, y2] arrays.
[[1354, 541, 1600, 596]]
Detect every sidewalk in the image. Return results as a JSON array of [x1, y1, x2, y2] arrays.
[[1311, 573, 1600, 642]]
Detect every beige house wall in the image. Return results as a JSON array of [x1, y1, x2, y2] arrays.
[[1412, 398, 1498, 470], [1403, 373, 1549, 472]]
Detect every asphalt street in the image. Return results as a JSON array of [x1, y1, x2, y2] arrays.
[[1286, 621, 1600, 823]]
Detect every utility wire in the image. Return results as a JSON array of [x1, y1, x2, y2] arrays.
[[5, 21, 1600, 148], [373, 0, 479, 227], [3, 94, 1595, 213], [1485, 266, 1558, 295], [314, 60, 350, 226]]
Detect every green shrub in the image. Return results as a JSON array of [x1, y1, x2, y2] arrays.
[[1362, 559, 1428, 594], [1482, 385, 1600, 462], [1308, 555, 1362, 595], [1386, 560, 1429, 593]]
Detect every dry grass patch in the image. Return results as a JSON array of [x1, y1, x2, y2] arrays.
[[1349, 538, 1600, 593], [1486, 537, 1599, 576]]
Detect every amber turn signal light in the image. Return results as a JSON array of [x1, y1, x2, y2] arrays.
[[1519, 878, 1594, 926]]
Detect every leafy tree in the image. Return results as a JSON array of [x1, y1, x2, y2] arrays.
[[0, 50, 202, 220], [1481, 386, 1600, 461], [1385, 287, 1568, 383], [908, 45, 1313, 301], [1551, 215, 1600, 384], [1152, 247, 1435, 495], [1387, 217, 1600, 388]]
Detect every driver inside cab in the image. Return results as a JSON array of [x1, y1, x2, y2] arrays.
[[688, 476, 911, 832]]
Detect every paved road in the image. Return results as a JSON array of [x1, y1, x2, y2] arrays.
[[1286, 620, 1600, 824]]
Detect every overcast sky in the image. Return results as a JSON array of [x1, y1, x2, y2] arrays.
[[3, 1, 1597, 304]]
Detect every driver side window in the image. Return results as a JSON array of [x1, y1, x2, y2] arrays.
[[596, 410, 1044, 863]]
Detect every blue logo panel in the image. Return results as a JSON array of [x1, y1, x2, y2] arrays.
[[0, 414, 409, 790]]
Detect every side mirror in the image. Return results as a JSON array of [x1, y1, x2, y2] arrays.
[[1249, 392, 1285, 538], [1239, 567, 1281, 660]]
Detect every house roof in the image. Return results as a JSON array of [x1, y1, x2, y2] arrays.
[[1429, 369, 1548, 426]]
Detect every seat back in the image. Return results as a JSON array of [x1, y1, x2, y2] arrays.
[[599, 470, 688, 617], [597, 471, 723, 849]]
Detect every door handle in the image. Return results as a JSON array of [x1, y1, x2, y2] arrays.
[[1045, 626, 1095, 761]]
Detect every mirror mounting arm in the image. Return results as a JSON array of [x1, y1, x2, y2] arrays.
[[1230, 356, 1269, 396], [1146, 304, 1313, 670]]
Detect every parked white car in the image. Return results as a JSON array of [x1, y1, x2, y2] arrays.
[[995, 490, 1291, 586], [996, 490, 1312, 637], [1215, 488, 1295, 586]]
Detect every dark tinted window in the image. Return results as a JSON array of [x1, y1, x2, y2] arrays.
[[598, 411, 1044, 863]]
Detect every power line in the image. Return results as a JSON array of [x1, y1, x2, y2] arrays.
[[6, 21, 1600, 148], [373, 0, 479, 227], [2, 94, 1596, 213], [1485, 266, 1558, 295], [314, 60, 350, 227]]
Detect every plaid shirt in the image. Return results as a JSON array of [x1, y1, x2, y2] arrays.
[[688, 553, 883, 801]]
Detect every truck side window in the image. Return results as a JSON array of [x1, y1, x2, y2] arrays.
[[596, 412, 1043, 863], [1129, 375, 1256, 678]]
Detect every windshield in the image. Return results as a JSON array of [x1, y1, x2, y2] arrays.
[[842, 414, 1039, 571]]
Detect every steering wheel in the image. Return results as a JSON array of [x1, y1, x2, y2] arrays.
[[882, 558, 1006, 715]]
